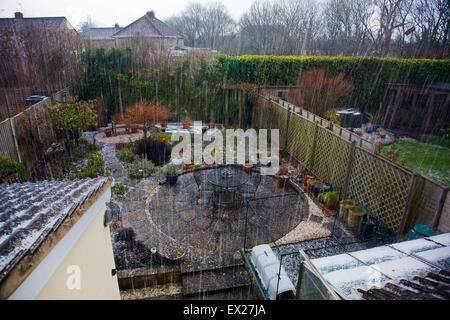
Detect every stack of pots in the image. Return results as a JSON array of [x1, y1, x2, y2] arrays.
[[348, 206, 366, 231], [339, 199, 356, 222]]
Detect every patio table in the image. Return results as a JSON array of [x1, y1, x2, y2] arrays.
[[206, 166, 250, 212]]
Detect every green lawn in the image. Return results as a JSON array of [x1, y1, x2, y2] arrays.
[[381, 140, 450, 187]]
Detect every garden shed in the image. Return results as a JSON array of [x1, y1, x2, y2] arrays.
[[380, 82, 450, 133]]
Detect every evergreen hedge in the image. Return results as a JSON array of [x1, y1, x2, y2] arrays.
[[212, 55, 450, 111]]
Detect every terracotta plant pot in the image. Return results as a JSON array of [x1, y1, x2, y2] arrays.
[[277, 173, 290, 188], [163, 244, 187, 262], [183, 164, 193, 171], [244, 164, 253, 174], [208, 122, 215, 129], [161, 121, 168, 129], [325, 199, 338, 210], [183, 122, 190, 129], [303, 173, 315, 187], [306, 180, 315, 191]]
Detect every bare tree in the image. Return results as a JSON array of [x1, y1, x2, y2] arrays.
[[276, 0, 322, 55], [165, 1, 236, 51], [238, 0, 283, 54], [374, 0, 414, 56], [408, 0, 449, 58], [322, 0, 376, 56]]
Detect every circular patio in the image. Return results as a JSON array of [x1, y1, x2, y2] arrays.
[[146, 168, 309, 268]]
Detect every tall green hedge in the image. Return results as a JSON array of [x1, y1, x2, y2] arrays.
[[212, 55, 450, 111]]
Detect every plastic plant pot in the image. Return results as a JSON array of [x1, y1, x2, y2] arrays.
[[166, 172, 179, 185], [244, 164, 253, 174], [183, 122, 190, 129], [105, 129, 112, 137]]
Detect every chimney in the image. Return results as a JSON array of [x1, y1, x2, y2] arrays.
[[14, 12, 24, 19], [146, 11, 155, 19]]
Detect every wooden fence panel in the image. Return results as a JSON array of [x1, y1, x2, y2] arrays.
[[0, 119, 19, 162]]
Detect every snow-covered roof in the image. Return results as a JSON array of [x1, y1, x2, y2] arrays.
[[310, 233, 450, 299], [0, 177, 111, 282]]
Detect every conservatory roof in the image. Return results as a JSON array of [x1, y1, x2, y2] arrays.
[[0, 177, 112, 286], [310, 233, 450, 299]]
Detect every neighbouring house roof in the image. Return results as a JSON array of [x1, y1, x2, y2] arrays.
[[84, 27, 122, 40], [111, 11, 182, 39], [0, 17, 72, 33], [0, 177, 112, 285], [310, 233, 450, 299]]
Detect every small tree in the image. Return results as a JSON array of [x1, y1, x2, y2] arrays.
[[115, 101, 170, 138], [291, 68, 354, 117], [47, 98, 97, 149]]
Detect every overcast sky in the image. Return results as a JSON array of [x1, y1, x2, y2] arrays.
[[0, 0, 255, 29]]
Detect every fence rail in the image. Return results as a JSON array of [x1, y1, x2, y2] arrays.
[[251, 93, 449, 234]]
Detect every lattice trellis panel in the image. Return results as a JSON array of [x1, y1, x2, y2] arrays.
[[348, 148, 413, 232], [311, 128, 351, 188], [252, 96, 288, 145], [287, 114, 315, 165], [272, 103, 287, 146]]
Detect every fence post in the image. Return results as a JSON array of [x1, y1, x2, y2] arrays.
[[308, 122, 319, 169], [431, 187, 449, 229], [284, 104, 291, 150], [9, 118, 22, 164], [343, 141, 356, 193], [224, 88, 229, 127], [398, 173, 418, 235]]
